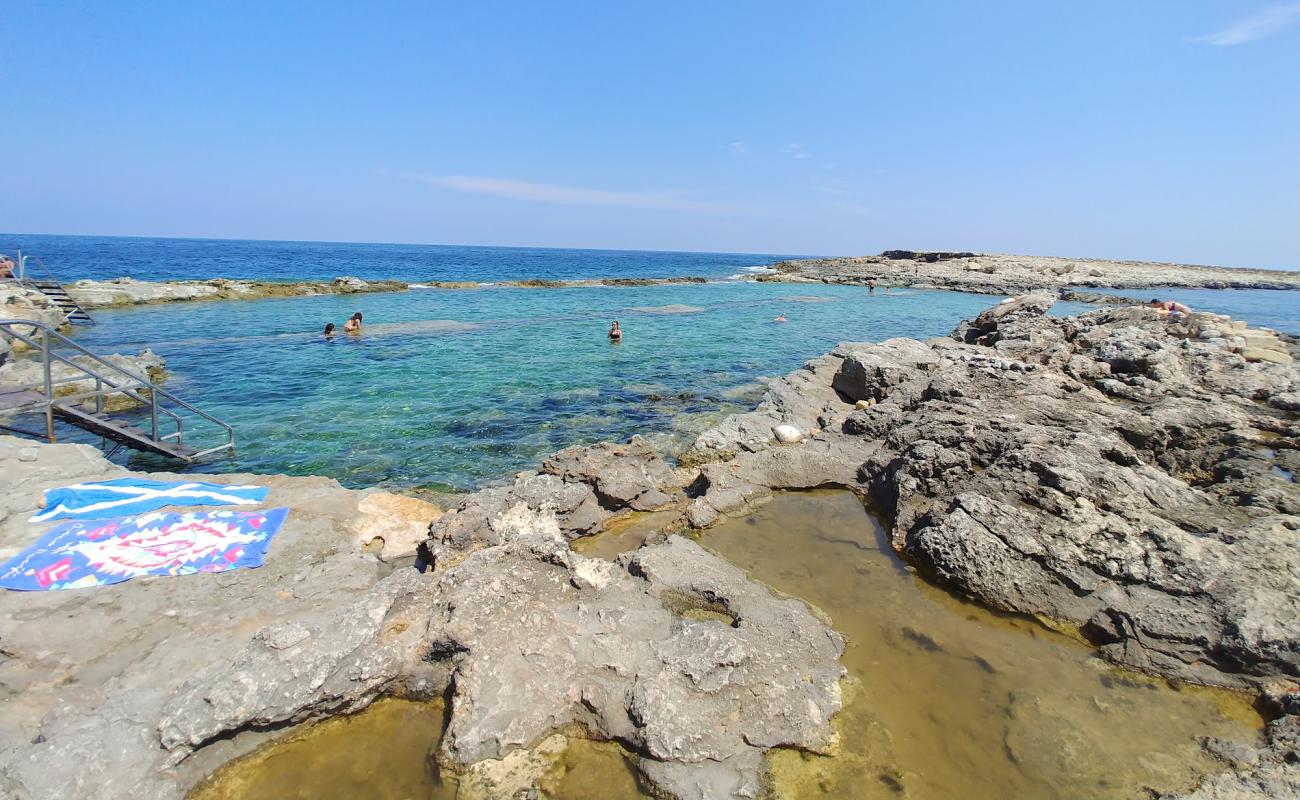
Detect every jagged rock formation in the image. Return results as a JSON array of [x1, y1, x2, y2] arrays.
[[681, 294, 1300, 796], [0, 434, 845, 800]]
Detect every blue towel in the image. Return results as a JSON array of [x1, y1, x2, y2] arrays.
[[31, 478, 269, 523], [1, 508, 290, 591]]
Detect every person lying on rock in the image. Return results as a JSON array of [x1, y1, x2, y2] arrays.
[[608, 320, 623, 341], [1148, 298, 1190, 315], [343, 312, 363, 333]]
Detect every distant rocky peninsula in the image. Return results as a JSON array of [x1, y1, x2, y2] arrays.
[[762, 250, 1300, 295], [61, 275, 713, 309], [2, 291, 1297, 798], [44, 252, 1300, 313]]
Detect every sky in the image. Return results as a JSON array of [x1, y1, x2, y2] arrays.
[[2, 2, 1298, 267]]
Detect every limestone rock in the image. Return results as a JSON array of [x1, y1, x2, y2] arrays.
[[353, 491, 442, 560], [773, 424, 802, 443]]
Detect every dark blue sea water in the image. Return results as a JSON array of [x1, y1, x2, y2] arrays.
[[0, 234, 797, 283], [3, 235, 1297, 490]]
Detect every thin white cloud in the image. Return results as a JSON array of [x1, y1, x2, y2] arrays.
[[782, 143, 811, 160], [729, 140, 749, 156], [1190, 3, 1300, 45], [385, 171, 748, 214]]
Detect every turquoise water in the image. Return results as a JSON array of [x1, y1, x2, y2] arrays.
[[58, 283, 998, 489], [7, 235, 1296, 489]]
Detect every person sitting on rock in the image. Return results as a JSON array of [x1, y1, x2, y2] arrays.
[[0, 257, 13, 280], [343, 312, 363, 333], [608, 321, 623, 341]]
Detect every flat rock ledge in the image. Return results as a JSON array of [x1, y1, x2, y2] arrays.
[[678, 292, 1300, 798], [0, 432, 845, 800], [66, 276, 408, 308], [761, 250, 1300, 295]]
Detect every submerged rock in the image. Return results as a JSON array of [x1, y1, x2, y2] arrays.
[[0, 348, 166, 412]]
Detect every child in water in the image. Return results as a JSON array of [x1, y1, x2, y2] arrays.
[[324, 322, 336, 339], [343, 312, 363, 333]]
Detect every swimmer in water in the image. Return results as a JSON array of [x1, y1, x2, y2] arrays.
[[324, 322, 336, 339], [343, 312, 363, 333], [774, 313, 787, 323], [608, 321, 623, 341]]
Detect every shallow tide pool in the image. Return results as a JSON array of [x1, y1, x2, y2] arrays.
[[192, 492, 1263, 800], [699, 491, 1263, 800]]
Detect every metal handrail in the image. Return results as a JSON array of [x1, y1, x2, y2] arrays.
[[0, 319, 235, 459], [17, 255, 58, 285]]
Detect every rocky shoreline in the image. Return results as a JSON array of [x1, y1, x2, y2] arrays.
[[763, 250, 1300, 295], [58, 274, 716, 309], [65, 276, 410, 309], [1, 293, 1298, 798]]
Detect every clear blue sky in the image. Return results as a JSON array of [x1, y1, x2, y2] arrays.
[[3, 2, 1298, 267]]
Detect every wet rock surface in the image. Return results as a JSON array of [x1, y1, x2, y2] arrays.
[[65, 276, 408, 308]]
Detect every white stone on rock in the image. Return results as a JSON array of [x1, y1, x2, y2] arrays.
[[773, 424, 803, 444]]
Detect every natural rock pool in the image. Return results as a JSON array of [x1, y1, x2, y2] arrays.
[[190, 491, 1262, 799], [701, 491, 1263, 799]]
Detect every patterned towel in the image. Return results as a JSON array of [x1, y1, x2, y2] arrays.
[[0, 508, 289, 591], [31, 478, 269, 523]]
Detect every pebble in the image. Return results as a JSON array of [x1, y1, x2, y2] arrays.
[[773, 424, 803, 443], [18, 448, 38, 462]]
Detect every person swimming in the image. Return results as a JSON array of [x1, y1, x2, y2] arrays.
[[343, 312, 363, 333], [608, 321, 623, 341], [324, 322, 336, 338], [774, 312, 787, 323]]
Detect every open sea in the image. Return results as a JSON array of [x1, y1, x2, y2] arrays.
[[4, 234, 1297, 491]]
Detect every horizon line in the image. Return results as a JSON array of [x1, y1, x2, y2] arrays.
[[0, 230, 1296, 273]]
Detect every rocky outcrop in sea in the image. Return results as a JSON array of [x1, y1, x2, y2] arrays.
[[764, 250, 1300, 294], [65, 275, 409, 308]]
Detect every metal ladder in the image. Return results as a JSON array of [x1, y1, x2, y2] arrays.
[[0, 319, 235, 462], [6, 253, 94, 324]]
